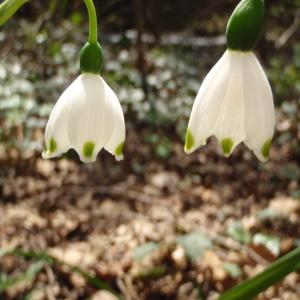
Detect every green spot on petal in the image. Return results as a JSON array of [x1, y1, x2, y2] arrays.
[[83, 141, 95, 158], [49, 138, 57, 153], [221, 138, 234, 156], [115, 142, 124, 157], [261, 139, 272, 159], [185, 129, 195, 152]]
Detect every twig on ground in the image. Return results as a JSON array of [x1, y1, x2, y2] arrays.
[[275, 9, 300, 48]]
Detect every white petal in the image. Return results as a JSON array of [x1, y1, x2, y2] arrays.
[[211, 51, 246, 155], [66, 74, 114, 163], [186, 50, 246, 155], [185, 50, 232, 153], [103, 81, 126, 161], [243, 52, 275, 161], [42, 80, 73, 159]]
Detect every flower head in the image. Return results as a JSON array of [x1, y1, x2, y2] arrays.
[[185, 0, 275, 161], [185, 50, 274, 161], [43, 74, 125, 163], [43, 0, 125, 163]]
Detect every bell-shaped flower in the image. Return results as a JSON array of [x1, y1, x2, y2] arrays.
[[42, 73, 125, 163], [185, 50, 274, 161], [43, 0, 125, 163], [185, 0, 275, 161]]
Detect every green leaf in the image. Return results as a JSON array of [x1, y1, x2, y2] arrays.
[[0, 0, 30, 26], [0, 249, 10, 258], [291, 190, 300, 200], [253, 233, 281, 257], [227, 222, 252, 244], [223, 262, 243, 278], [1, 248, 121, 298], [257, 208, 280, 220], [219, 247, 300, 300], [134, 267, 166, 280], [280, 164, 300, 180], [176, 232, 212, 260], [133, 242, 159, 261], [20, 289, 42, 300], [295, 239, 300, 247], [0, 261, 44, 293]]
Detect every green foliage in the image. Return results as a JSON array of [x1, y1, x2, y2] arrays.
[[176, 232, 212, 260], [219, 247, 300, 300], [0, 261, 44, 293], [223, 262, 243, 278], [269, 44, 300, 101], [257, 208, 280, 220], [253, 233, 281, 257], [133, 242, 159, 260], [227, 221, 252, 244], [0, 0, 29, 26], [133, 266, 166, 280], [280, 163, 300, 181], [0, 249, 121, 297], [144, 134, 173, 159]]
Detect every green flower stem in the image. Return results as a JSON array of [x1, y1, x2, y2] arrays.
[[219, 247, 300, 300], [0, 0, 30, 26], [80, 0, 103, 73], [83, 0, 98, 43]]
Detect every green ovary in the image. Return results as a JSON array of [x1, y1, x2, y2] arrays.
[[226, 0, 264, 51], [185, 129, 195, 152], [115, 142, 124, 156], [221, 138, 234, 156], [261, 139, 272, 159], [83, 141, 95, 158]]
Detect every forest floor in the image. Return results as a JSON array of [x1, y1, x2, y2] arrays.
[[0, 4, 300, 298], [1, 125, 300, 300]]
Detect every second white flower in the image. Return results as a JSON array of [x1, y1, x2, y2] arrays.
[[185, 50, 275, 161]]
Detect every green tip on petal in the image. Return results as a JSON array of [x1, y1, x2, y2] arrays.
[[185, 129, 195, 153], [115, 142, 124, 157], [221, 138, 234, 156], [48, 138, 57, 153], [261, 138, 272, 159], [83, 141, 95, 159]]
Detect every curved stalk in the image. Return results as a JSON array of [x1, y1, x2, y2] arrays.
[[83, 0, 98, 43]]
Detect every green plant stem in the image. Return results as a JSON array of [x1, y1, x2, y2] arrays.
[[219, 247, 300, 300], [0, 0, 29, 26], [83, 0, 98, 43], [3, 248, 122, 299]]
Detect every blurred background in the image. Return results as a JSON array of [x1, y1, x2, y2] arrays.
[[0, 0, 300, 299]]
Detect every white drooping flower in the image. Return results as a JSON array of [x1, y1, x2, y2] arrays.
[[185, 50, 275, 161], [42, 73, 125, 163]]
